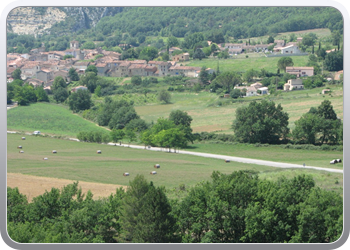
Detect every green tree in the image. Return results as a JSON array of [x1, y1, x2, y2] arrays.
[[267, 36, 274, 44], [133, 182, 178, 242], [302, 33, 317, 47], [131, 75, 142, 86], [108, 106, 139, 130], [331, 30, 341, 46], [277, 57, 294, 72], [81, 41, 95, 50], [79, 72, 98, 93], [232, 100, 290, 144], [110, 129, 125, 144], [68, 67, 79, 81], [63, 54, 74, 60], [35, 86, 49, 102], [12, 68, 22, 80], [167, 36, 179, 48], [324, 51, 343, 71], [86, 65, 98, 75], [53, 87, 69, 103], [199, 66, 209, 84], [125, 129, 137, 146], [193, 48, 206, 60], [216, 71, 241, 94], [52, 76, 66, 92], [293, 100, 342, 145], [68, 89, 92, 113], [158, 90, 171, 104], [139, 46, 158, 61]]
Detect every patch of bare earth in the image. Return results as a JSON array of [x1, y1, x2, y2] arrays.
[[7, 173, 127, 202]]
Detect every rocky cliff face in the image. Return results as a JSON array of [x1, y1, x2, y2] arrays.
[[7, 7, 67, 35], [7, 7, 124, 36]]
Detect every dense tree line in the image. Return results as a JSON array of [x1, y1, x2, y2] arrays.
[[7, 78, 49, 105], [7, 171, 343, 243], [232, 99, 342, 146], [8, 7, 342, 53]]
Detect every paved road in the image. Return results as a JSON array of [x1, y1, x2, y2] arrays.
[[107, 143, 344, 174]]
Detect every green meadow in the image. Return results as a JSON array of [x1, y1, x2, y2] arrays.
[[135, 85, 343, 133], [7, 102, 109, 137], [183, 55, 310, 73]]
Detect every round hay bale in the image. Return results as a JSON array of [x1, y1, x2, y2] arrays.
[[123, 172, 130, 176], [150, 171, 157, 175], [97, 150, 101, 154], [225, 159, 230, 163], [43, 157, 48, 160], [52, 150, 57, 154], [17, 146, 22, 149], [337, 159, 342, 163], [21, 137, 26, 140], [19, 150, 24, 153], [154, 164, 160, 168]]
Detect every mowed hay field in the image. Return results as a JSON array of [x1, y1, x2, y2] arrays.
[[7, 133, 277, 188], [7, 134, 343, 198]]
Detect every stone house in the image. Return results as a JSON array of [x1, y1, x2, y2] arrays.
[[110, 61, 131, 77], [286, 67, 314, 77], [284, 79, 304, 91], [168, 65, 201, 77], [72, 61, 90, 71], [246, 86, 258, 97], [147, 61, 171, 76], [128, 64, 157, 77], [171, 53, 190, 62], [36, 69, 54, 84]]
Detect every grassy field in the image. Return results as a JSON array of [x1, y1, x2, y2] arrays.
[[7, 103, 109, 137], [183, 55, 310, 73], [135, 85, 343, 133], [185, 143, 343, 169], [7, 134, 343, 195]]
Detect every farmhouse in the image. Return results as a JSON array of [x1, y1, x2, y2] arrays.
[[286, 67, 314, 77], [284, 79, 304, 91], [246, 86, 258, 97], [280, 44, 302, 54], [171, 53, 190, 62]]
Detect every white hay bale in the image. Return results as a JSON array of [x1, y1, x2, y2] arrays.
[[337, 159, 342, 163], [154, 164, 160, 168], [19, 150, 24, 153], [123, 172, 130, 176], [150, 171, 157, 175], [97, 150, 101, 154], [52, 150, 57, 154], [330, 159, 336, 164], [21, 137, 26, 140], [17, 146, 22, 149], [225, 159, 230, 163], [43, 157, 48, 160]]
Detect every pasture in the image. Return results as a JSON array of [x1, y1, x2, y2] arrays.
[[183, 55, 310, 73], [7, 134, 343, 197], [135, 84, 343, 133], [7, 102, 109, 137]]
